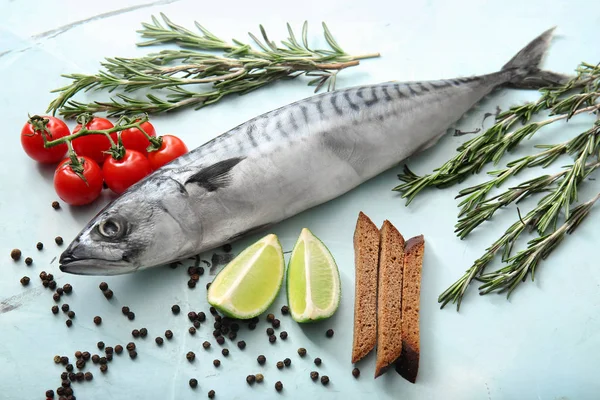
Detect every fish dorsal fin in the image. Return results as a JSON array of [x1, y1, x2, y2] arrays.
[[184, 157, 246, 191]]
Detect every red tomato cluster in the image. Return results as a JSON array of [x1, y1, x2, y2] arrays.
[[21, 115, 189, 206]]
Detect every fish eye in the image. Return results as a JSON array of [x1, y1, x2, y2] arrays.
[[98, 218, 122, 239]]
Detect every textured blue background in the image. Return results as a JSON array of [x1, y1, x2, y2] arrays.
[[1, 1, 599, 399]]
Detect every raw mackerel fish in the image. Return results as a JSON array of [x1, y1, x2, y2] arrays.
[[60, 28, 566, 275]]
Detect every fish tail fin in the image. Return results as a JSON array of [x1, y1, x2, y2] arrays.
[[501, 27, 570, 89]]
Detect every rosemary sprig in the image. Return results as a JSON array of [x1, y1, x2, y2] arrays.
[[396, 61, 600, 309], [47, 14, 379, 118], [477, 191, 600, 296]]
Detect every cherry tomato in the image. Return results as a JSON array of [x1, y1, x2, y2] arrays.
[[72, 117, 117, 164], [54, 156, 103, 206], [103, 150, 153, 195], [147, 135, 189, 169], [21, 116, 70, 163], [120, 121, 156, 156]]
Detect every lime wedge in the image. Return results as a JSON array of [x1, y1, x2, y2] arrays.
[[207, 234, 284, 319], [287, 228, 341, 323]]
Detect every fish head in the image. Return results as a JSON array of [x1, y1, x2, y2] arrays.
[[59, 175, 202, 275]]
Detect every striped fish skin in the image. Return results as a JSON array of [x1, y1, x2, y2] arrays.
[[59, 28, 565, 275]]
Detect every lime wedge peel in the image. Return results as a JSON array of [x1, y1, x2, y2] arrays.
[[287, 228, 341, 323], [207, 234, 284, 319]]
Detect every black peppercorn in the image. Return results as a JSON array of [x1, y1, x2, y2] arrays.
[[37, 242, 44, 251], [48, 280, 57, 290], [155, 337, 164, 345], [46, 389, 55, 398], [139, 328, 148, 337], [56, 287, 64, 295], [76, 372, 84, 381], [275, 381, 283, 392], [320, 375, 329, 385], [202, 341, 211, 349], [188, 311, 198, 321], [171, 305, 180, 314], [82, 351, 90, 360], [237, 340, 246, 350], [228, 331, 237, 341], [297, 348, 307, 357], [208, 390, 215, 398], [352, 367, 360, 378], [193, 320, 201, 328], [212, 330, 220, 338], [281, 305, 289, 315], [114, 345, 123, 354], [103, 289, 113, 299], [65, 364, 73, 372], [55, 236, 64, 245], [20, 276, 31, 286], [216, 336, 225, 345], [100, 364, 108, 373], [246, 374, 256, 385], [60, 356, 69, 365], [99, 282, 108, 291], [10, 249, 21, 261], [272, 319, 280, 329], [76, 359, 85, 369], [65, 320, 72, 327], [189, 327, 196, 335], [67, 311, 75, 319], [106, 353, 113, 361], [314, 357, 321, 365], [84, 372, 93, 381], [121, 306, 130, 315], [283, 358, 291, 367], [57, 388, 65, 397], [99, 357, 107, 365], [63, 284, 73, 294], [212, 359, 220, 367], [198, 267, 205, 276], [186, 351, 195, 362], [91, 355, 100, 364], [276, 361, 284, 369], [93, 316, 102, 325], [326, 329, 334, 338], [248, 322, 257, 330], [52, 305, 59, 314], [132, 329, 140, 338], [220, 325, 229, 334], [61, 304, 69, 312], [189, 378, 198, 388], [266, 327, 274, 336], [40, 271, 48, 280], [269, 335, 276, 343], [280, 331, 288, 340], [221, 348, 229, 357], [266, 313, 274, 322], [255, 373, 264, 383], [188, 266, 198, 275], [129, 350, 137, 359], [127, 312, 135, 320], [165, 330, 173, 339], [97, 341, 105, 350], [42, 279, 49, 288], [310, 371, 319, 381], [61, 372, 68, 380], [213, 321, 222, 330], [257, 355, 266, 365], [105, 347, 113, 355], [74, 351, 82, 359], [126, 342, 136, 351], [52, 201, 60, 210], [25, 257, 33, 265], [209, 306, 217, 315], [198, 312, 206, 322]]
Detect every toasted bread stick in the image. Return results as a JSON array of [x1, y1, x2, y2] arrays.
[[395, 235, 425, 383], [374, 220, 405, 378], [351, 212, 381, 364]]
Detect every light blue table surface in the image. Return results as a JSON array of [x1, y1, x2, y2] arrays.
[[1, 1, 599, 399]]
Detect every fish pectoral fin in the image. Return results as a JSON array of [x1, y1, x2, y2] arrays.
[[227, 223, 272, 243], [184, 157, 246, 192], [416, 129, 449, 153]]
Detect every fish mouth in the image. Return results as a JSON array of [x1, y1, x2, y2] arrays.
[[59, 253, 137, 276]]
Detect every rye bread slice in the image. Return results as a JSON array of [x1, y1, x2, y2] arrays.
[[374, 220, 405, 378], [351, 212, 381, 364], [395, 235, 425, 383]]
